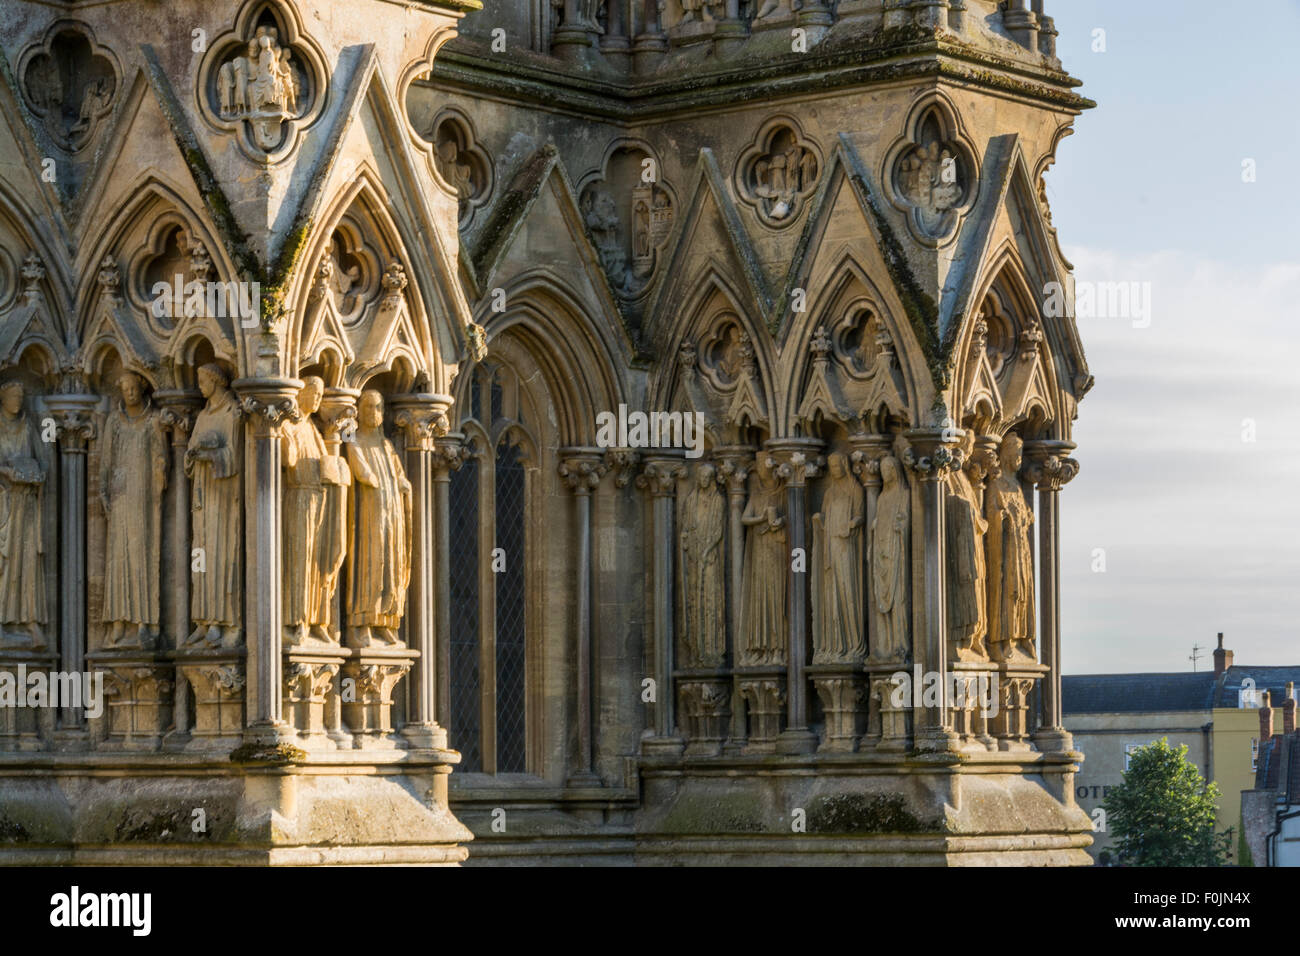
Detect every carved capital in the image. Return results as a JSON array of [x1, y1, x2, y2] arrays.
[[603, 448, 640, 488], [560, 451, 608, 495], [713, 445, 754, 495], [45, 395, 99, 450], [96, 256, 121, 300], [763, 440, 824, 489], [848, 433, 892, 488], [902, 428, 962, 481], [635, 456, 686, 497], [389, 393, 454, 453], [431, 435, 467, 477], [154, 389, 203, 439], [233, 378, 303, 435], [1023, 440, 1080, 491], [21, 252, 44, 304]]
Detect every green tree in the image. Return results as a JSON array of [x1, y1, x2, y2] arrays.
[[1102, 737, 1233, 866]]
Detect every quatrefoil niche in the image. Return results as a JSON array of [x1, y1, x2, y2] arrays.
[[734, 117, 822, 228], [884, 95, 978, 246], [18, 21, 119, 153], [196, 1, 327, 161]]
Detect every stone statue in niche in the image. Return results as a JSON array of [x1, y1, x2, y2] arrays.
[[184, 364, 242, 649], [986, 434, 1036, 663], [678, 462, 726, 668], [869, 455, 909, 663], [582, 187, 625, 279], [738, 457, 786, 666], [0, 382, 47, 649], [946, 430, 988, 660], [100, 371, 168, 649], [435, 139, 475, 199], [217, 25, 302, 150], [812, 453, 865, 664], [282, 376, 350, 646], [345, 390, 412, 648]]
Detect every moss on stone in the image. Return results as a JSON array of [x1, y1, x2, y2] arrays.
[[806, 792, 941, 835], [229, 742, 307, 764]]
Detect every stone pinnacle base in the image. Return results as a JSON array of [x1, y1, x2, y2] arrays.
[[0, 750, 473, 866], [453, 754, 1093, 866]]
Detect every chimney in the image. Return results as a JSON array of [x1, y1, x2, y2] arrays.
[[1260, 691, 1273, 743], [1285, 683, 1296, 735], [1213, 632, 1233, 676]]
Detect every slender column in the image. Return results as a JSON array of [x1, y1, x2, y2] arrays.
[[636, 453, 686, 753], [903, 428, 962, 751], [156, 391, 202, 649], [554, 0, 602, 59], [632, 0, 667, 72], [560, 449, 608, 781], [1025, 440, 1078, 751], [46, 395, 98, 730], [601, 0, 631, 64], [1002, 0, 1039, 50], [766, 439, 822, 754], [391, 395, 456, 748], [233, 378, 301, 744]]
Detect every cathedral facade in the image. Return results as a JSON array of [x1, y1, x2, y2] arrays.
[[0, 0, 1094, 864]]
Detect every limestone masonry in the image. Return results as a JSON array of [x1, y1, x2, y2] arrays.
[[0, 0, 1095, 865]]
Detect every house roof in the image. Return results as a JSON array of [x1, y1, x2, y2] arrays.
[[1063, 664, 1300, 716]]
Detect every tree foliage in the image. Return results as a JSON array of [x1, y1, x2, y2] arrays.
[[1101, 737, 1233, 867]]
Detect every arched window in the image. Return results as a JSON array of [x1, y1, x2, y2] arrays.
[[448, 362, 533, 774]]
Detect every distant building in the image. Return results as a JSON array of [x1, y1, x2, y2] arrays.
[[1241, 689, 1300, 866], [1063, 634, 1300, 864]]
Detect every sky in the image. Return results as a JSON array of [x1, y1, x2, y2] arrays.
[[1045, 1, 1300, 673]]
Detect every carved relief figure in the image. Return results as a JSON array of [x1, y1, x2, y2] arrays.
[[986, 434, 1035, 663], [679, 463, 725, 667], [100, 371, 168, 649], [870, 456, 908, 663], [583, 187, 625, 279], [436, 140, 475, 198], [345, 390, 412, 647], [813, 453, 865, 663], [216, 25, 301, 149], [744, 127, 818, 222], [738, 457, 786, 666], [185, 365, 242, 648], [946, 430, 988, 660], [282, 376, 349, 645], [0, 383, 46, 648]]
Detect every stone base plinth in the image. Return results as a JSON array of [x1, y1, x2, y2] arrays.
[[631, 750, 1094, 866], [0, 650, 58, 752], [87, 652, 173, 751], [0, 749, 471, 865]]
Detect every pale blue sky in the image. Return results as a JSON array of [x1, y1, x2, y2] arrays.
[[1047, 2, 1300, 673]]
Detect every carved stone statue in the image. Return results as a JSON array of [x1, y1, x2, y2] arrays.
[[986, 434, 1036, 663], [813, 452, 865, 664], [946, 430, 988, 660], [217, 25, 301, 149], [185, 364, 242, 648], [738, 456, 786, 666], [0, 382, 46, 649], [678, 462, 725, 668], [345, 390, 412, 648], [100, 371, 168, 649], [870, 455, 908, 663], [282, 376, 349, 645]]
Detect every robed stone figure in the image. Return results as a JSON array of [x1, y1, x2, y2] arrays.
[[813, 453, 865, 664], [282, 376, 349, 645], [678, 462, 725, 668], [738, 458, 786, 666], [986, 434, 1035, 663], [869, 456, 908, 663], [344, 390, 411, 647], [185, 364, 242, 648], [100, 371, 168, 649], [946, 431, 988, 660], [0, 382, 46, 648]]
